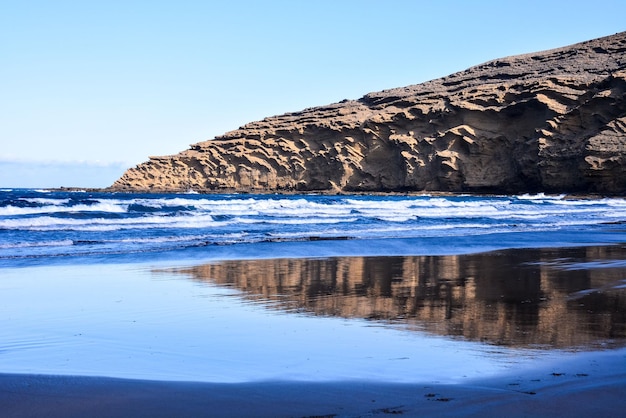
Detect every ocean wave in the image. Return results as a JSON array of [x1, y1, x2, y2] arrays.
[[0, 239, 75, 249], [0, 213, 219, 231], [0, 201, 128, 216], [3, 191, 626, 262], [516, 193, 566, 200]]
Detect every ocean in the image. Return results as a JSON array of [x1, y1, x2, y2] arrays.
[[3, 189, 626, 264], [1, 189, 625, 383]]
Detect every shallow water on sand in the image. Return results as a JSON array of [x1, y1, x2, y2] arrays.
[[1, 245, 624, 383], [173, 246, 626, 350]]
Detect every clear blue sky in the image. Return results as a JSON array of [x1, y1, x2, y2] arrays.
[[1, 0, 625, 188]]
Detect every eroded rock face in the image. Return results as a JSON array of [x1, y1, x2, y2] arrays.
[[112, 32, 626, 194]]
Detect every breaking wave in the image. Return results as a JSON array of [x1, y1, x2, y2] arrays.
[[2, 189, 626, 263]]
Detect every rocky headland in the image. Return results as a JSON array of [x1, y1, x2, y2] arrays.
[[111, 32, 626, 194]]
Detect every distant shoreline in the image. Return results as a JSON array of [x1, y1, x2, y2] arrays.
[[50, 186, 625, 199]]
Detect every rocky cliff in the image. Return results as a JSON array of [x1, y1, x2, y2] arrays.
[[112, 32, 626, 194]]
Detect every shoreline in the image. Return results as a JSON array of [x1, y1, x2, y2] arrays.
[[51, 185, 625, 199], [2, 348, 625, 418], [4, 233, 626, 270]]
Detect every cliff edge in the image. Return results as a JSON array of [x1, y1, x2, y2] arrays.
[[112, 32, 626, 194]]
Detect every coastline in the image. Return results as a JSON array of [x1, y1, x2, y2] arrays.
[[2, 347, 625, 418], [52, 185, 626, 199]]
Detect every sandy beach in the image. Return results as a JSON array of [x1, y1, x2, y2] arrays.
[[2, 347, 625, 417], [2, 242, 625, 417]]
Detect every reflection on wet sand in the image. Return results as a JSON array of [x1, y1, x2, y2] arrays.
[[171, 245, 626, 350]]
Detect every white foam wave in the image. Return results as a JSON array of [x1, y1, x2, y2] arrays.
[[0, 201, 127, 216], [516, 193, 566, 200], [7, 194, 620, 224], [262, 217, 358, 225], [268, 222, 512, 242], [0, 239, 74, 249], [3, 195, 626, 233], [3, 194, 626, 259], [0, 213, 221, 231], [552, 199, 614, 206], [20, 197, 71, 205]]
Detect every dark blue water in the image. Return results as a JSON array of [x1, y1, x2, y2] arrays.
[[2, 189, 626, 266]]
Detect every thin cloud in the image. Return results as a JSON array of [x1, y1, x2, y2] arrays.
[[0, 159, 130, 189]]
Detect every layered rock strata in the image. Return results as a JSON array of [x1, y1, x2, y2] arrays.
[[112, 32, 626, 194]]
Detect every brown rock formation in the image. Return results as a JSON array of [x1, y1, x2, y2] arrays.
[[112, 32, 626, 194]]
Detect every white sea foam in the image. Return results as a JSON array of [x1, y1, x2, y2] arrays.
[[0, 239, 74, 249], [3, 192, 626, 261], [517, 193, 566, 200], [262, 217, 358, 225], [0, 213, 222, 231], [0, 201, 128, 216], [19, 197, 71, 205]]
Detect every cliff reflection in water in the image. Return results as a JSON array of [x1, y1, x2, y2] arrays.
[[174, 245, 626, 349]]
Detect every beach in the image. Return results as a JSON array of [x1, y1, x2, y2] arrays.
[[2, 245, 626, 417], [2, 347, 625, 417]]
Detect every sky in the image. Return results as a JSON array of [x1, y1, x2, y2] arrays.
[[1, 0, 625, 188]]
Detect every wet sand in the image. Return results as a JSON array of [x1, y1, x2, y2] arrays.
[[2, 245, 626, 417], [2, 348, 625, 417]]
